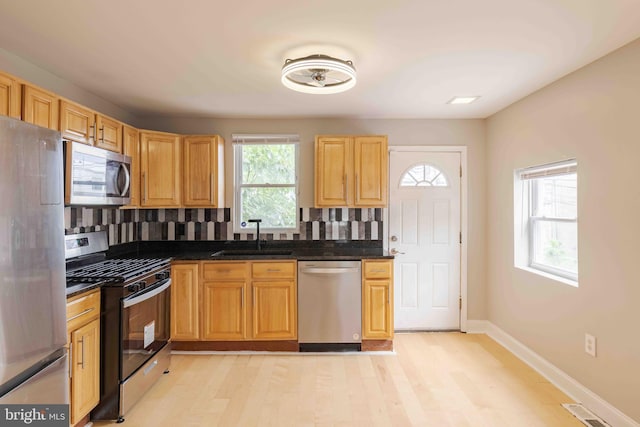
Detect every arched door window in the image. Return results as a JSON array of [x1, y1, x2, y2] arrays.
[[400, 164, 448, 187]]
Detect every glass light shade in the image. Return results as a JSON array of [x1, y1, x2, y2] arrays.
[[281, 54, 356, 94]]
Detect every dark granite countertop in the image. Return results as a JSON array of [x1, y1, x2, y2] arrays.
[[66, 281, 106, 298], [67, 240, 391, 298], [107, 240, 393, 261]]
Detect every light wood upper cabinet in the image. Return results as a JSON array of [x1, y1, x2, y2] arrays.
[[0, 71, 21, 119], [182, 135, 225, 207], [315, 135, 388, 207], [59, 100, 123, 152], [140, 130, 181, 207], [353, 136, 388, 206], [315, 136, 351, 206], [171, 263, 200, 341], [22, 84, 59, 130], [95, 114, 123, 152], [66, 289, 100, 425], [362, 260, 394, 339], [59, 100, 94, 145], [123, 125, 140, 207]]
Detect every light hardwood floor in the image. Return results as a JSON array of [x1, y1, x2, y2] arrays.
[[93, 333, 581, 427]]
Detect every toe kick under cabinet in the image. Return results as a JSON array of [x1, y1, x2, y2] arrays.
[[171, 260, 297, 350]]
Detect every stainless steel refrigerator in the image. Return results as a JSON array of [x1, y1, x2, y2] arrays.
[[0, 116, 68, 404]]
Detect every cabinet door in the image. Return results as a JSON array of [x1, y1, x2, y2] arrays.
[[59, 100, 94, 145], [70, 319, 100, 425], [252, 280, 297, 340], [201, 281, 247, 340], [123, 125, 140, 207], [171, 264, 200, 341], [183, 135, 223, 207], [95, 114, 123, 152], [315, 136, 351, 207], [22, 84, 59, 130], [140, 131, 181, 207], [354, 136, 388, 207], [0, 71, 21, 119], [362, 279, 393, 339]]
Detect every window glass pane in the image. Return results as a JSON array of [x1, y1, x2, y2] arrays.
[[533, 173, 577, 218], [241, 144, 295, 184], [240, 187, 297, 229], [400, 164, 448, 187], [532, 220, 578, 274]]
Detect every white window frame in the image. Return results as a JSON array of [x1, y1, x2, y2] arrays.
[[232, 134, 300, 234], [514, 159, 578, 285]]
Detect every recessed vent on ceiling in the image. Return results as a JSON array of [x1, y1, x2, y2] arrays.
[[562, 403, 611, 427]]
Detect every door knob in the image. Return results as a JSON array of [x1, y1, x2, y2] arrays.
[[390, 235, 398, 242], [390, 248, 405, 255]]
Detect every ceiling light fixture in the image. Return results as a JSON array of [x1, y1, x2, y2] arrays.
[[281, 54, 356, 94], [447, 96, 480, 104]]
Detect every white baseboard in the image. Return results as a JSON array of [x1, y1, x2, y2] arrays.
[[465, 319, 490, 334], [469, 321, 638, 427]]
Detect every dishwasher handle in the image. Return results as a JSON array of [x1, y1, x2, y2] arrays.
[[300, 267, 360, 274]]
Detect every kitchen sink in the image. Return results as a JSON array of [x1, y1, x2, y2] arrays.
[[211, 249, 293, 257]]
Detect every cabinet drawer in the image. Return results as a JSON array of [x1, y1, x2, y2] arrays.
[[251, 261, 296, 279], [67, 289, 100, 331], [363, 260, 392, 279], [202, 262, 248, 280]]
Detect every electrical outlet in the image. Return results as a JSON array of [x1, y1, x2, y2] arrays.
[[585, 333, 597, 357]]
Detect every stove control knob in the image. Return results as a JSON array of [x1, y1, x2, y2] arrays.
[[155, 271, 168, 280], [127, 283, 139, 293]]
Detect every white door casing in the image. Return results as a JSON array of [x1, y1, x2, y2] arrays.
[[389, 150, 462, 330]]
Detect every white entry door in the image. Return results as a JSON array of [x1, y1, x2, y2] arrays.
[[389, 151, 461, 330]]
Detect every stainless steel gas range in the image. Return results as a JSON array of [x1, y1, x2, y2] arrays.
[[65, 232, 171, 423]]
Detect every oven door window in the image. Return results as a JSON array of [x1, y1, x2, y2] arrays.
[[121, 281, 170, 380]]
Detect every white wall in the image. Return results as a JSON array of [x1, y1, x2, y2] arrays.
[[137, 116, 487, 320], [486, 38, 640, 422]]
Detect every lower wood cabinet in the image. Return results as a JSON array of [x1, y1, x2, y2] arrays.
[[66, 289, 100, 425], [171, 260, 297, 342], [171, 263, 200, 340], [251, 261, 297, 340], [362, 259, 394, 339]]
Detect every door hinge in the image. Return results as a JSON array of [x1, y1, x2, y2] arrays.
[[459, 232, 462, 244], [460, 165, 462, 177], [459, 296, 462, 310]]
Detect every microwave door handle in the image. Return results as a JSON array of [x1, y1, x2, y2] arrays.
[[118, 163, 131, 197]]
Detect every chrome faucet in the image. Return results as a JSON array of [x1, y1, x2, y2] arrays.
[[248, 219, 262, 251]]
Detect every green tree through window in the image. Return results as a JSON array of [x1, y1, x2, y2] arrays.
[[234, 136, 299, 231]]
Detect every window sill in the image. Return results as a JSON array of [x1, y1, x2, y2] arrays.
[[515, 265, 578, 288]]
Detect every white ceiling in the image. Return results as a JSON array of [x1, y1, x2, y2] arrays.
[[1, 0, 639, 119]]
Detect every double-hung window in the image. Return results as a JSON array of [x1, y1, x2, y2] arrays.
[[233, 134, 299, 233], [515, 160, 578, 283]]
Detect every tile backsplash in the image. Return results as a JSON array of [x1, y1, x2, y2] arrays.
[[64, 207, 384, 245]]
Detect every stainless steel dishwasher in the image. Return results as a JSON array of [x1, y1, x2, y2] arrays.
[[298, 261, 362, 351]]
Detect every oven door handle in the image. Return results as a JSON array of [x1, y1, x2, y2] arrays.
[[123, 279, 171, 308]]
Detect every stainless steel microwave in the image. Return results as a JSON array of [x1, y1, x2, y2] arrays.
[[65, 141, 131, 206]]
